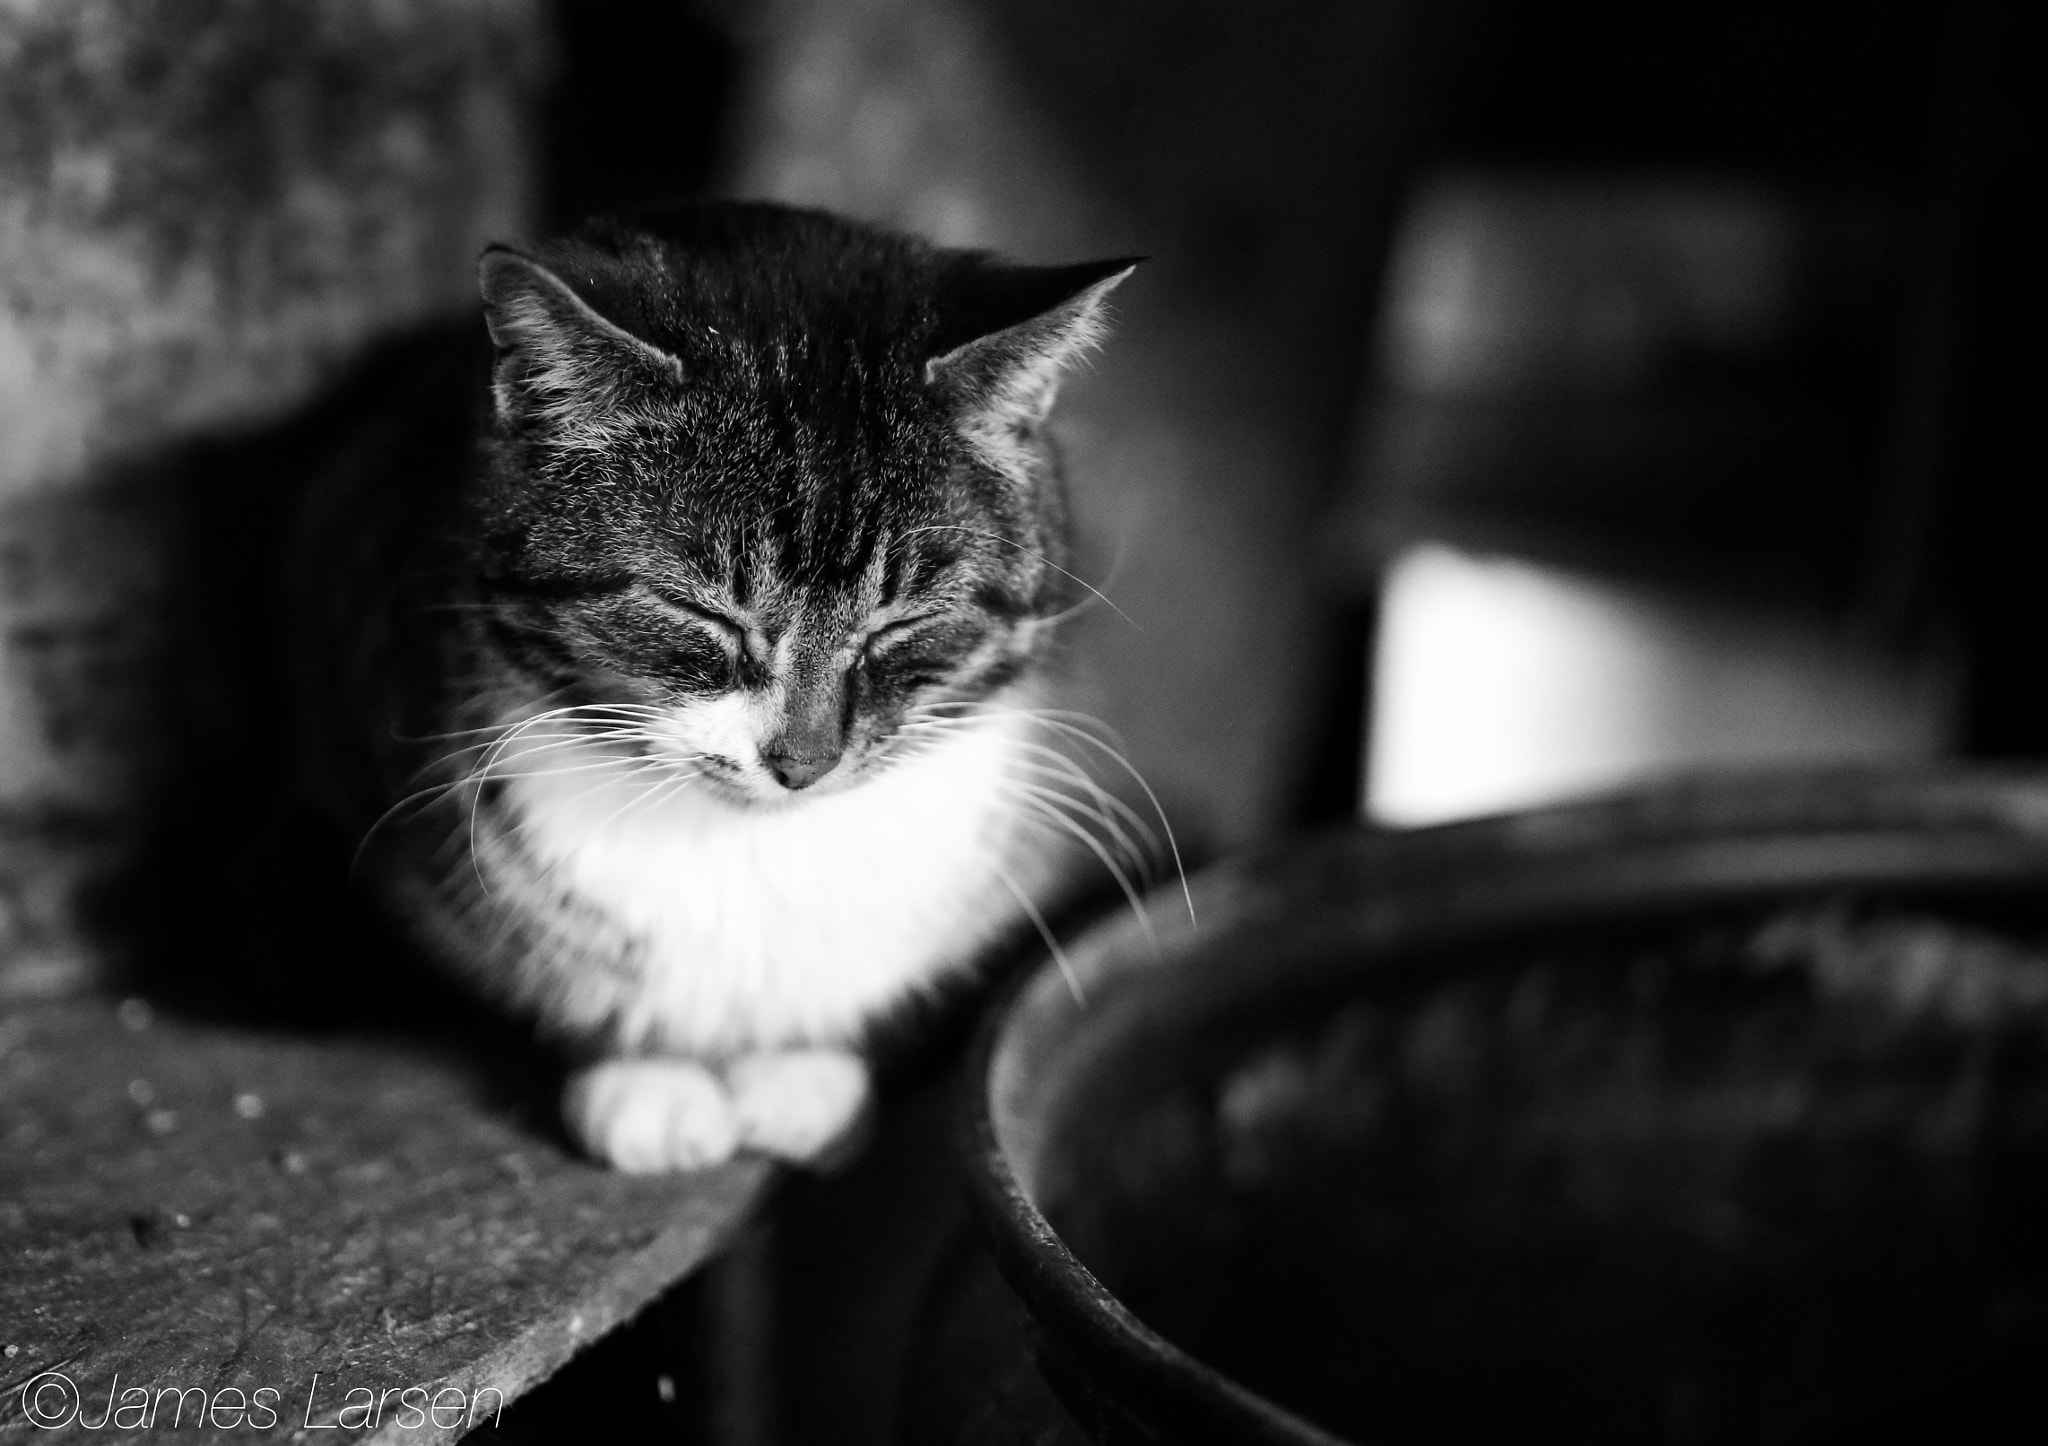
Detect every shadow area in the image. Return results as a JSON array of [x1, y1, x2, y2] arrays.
[[90, 320, 568, 1144]]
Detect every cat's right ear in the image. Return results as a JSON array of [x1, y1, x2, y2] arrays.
[[925, 258, 1142, 431], [925, 258, 1140, 485], [478, 247, 684, 439]]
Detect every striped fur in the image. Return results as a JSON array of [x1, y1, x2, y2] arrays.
[[301, 202, 1135, 1168]]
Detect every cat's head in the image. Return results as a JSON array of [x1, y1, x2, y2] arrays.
[[469, 203, 1135, 802]]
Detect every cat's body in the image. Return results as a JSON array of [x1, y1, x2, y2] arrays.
[[284, 202, 1134, 1171]]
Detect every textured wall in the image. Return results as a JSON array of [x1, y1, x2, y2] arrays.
[[0, 0, 550, 996]]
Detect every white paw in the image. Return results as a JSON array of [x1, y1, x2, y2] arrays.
[[563, 1059, 739, 1173], [724, 1049, 872, 1167]]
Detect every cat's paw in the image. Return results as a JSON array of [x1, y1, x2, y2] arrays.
[[563, 1059, 739, 1173], [724, 1049, 872, 1169]]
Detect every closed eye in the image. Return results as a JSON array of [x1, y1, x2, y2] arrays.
[[863, 611, 943, 654], [643, 587, 747, 644]]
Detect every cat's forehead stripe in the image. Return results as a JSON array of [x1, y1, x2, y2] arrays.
[[858, 529, 891, 610]]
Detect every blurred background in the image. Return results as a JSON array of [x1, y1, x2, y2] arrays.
[[0, 0, 2040, 1440]]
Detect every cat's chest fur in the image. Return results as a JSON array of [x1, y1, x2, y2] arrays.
[[491, 708, 1037, 1055]]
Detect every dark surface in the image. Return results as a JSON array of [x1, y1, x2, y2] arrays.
[[1046, 906, 2048, 1444], [1939, 5, 2048, 753], [1341, 393, 1887, 605], [898, 1227, 1088, 1446], [0, 995, 770, 1443], [966, 770, 2048, 1446], [541, 0, 738, 228]]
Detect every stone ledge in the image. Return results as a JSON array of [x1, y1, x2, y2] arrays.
[[0, 995, 772, 1443]]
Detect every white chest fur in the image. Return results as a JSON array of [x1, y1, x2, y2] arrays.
[[499, 711, 1038, 1055]]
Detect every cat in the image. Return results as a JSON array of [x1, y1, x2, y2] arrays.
[[285, 201, 1139, 1173]]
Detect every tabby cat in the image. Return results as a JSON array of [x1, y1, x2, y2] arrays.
[[294, 201, 1137, 1172]]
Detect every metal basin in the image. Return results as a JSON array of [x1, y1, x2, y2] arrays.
[[963, 770, 2048, 1445]]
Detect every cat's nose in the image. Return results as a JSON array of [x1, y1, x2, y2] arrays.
[[765, 665, 847, 790], [762, 747, 839, 791]]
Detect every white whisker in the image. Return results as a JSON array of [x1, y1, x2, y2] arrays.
[[1006, 711, 1194, 929], [989, 779, 1157, 953], [895, 701, 1194, 930], [991, 868, 1085, 1007]]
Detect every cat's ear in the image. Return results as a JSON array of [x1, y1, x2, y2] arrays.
[[925, 258, 1141, 438], [478, 246, 684, 438]]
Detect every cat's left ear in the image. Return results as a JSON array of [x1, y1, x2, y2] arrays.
[[925, 258, 1142, 436], [479, 245, 684, 437]]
